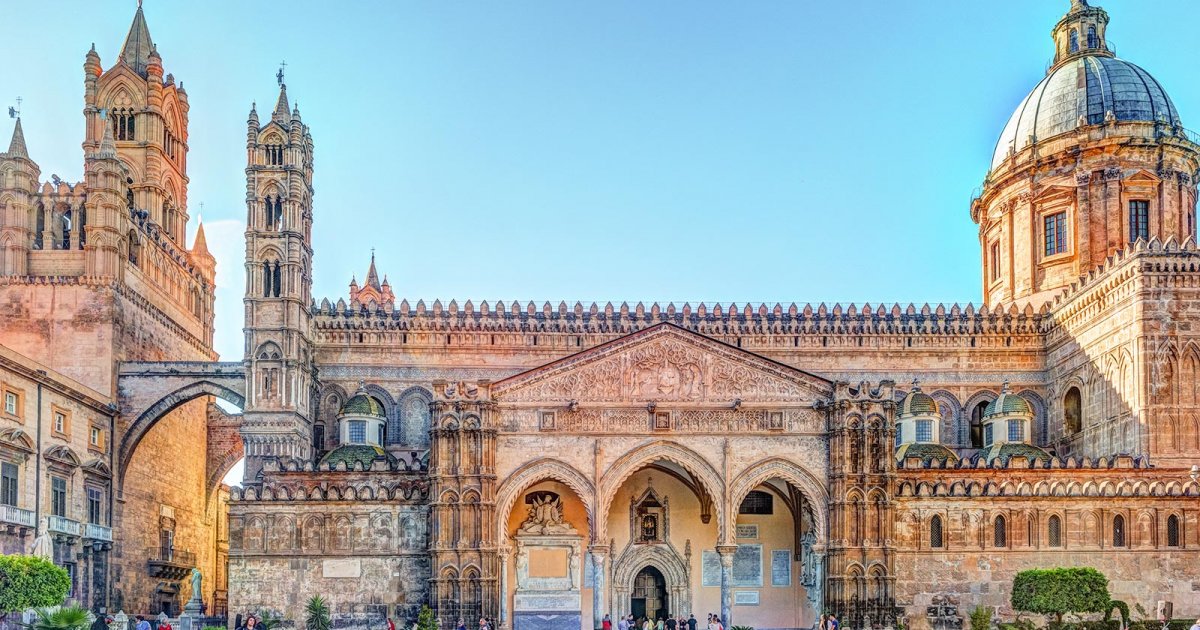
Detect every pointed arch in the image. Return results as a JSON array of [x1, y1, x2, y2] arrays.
[[598, 440, 725, 543], [728, 456, 828, 543], [494, 458, 594, 542]]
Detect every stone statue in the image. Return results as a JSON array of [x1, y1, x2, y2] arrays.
[[569, 548, 581, 590], [190, 568, 202, 600], [515, 546, 529, 589], [800, 530, 817, 586], [518, 493, 574, 535]]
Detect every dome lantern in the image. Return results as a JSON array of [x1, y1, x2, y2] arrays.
[[1051, 0, 1112, 70]]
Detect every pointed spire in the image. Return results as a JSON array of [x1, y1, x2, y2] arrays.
[[6, 118, 28, 159], [96, 111, 118, 159], [365, 250, 381, 290], [272, 84, 290, 123], [192, 220, 212, 258], [119, 2, 155, 76]]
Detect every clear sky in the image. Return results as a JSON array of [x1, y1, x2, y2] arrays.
[[3, 0, 1199, 363]]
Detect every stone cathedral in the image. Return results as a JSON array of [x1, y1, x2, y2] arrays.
[[0, 2, 1198, 630]]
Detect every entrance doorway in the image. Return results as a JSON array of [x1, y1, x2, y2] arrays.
[[632, 566, 669, 622]]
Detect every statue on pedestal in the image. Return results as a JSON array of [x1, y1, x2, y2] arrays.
[[518, 493, 574, 535]]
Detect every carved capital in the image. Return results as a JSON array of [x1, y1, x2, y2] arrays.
[[1075, 171, 1091, 185], [1104, 167, 1122, 181], [1017, 191, 1033, 204]]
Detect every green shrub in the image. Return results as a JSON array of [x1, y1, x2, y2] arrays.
[[305, 596, 331, 630], [970, 606, 993, 630], [1103, 601, 1130, 627], [0, 555, 71, 613], [1011, 568, 1111, 623], [258, 612, 286, 630], [203, 626, 228, 630], [30, 607, 92, 630], [998, 620, 1036, 630], [1047, 622, 1119, 630], [416, 606, 437, 630]]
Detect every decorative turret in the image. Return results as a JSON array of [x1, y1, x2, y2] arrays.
[[4, 118, 29, 160], [979, 382, 1049, 463], [190, 220, 216, 282], [0, 116, 41, 276], [348, 251, 395, 309], [1051, 0, 1112, 69]]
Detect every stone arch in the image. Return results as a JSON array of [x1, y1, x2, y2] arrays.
[[598, 440, 725, 543], [611, 541, 691, 621], [361, 383, 397, 443], [963, 389, 998, 447], [494, 458, 595, 542], [1018, 390, 1048, 446], [397, 386, 432, 447], [728, 457, 829, 543], [117, 379, 245, 494], [928, 389, 962, 447]]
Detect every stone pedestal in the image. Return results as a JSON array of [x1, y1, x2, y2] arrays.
[[513, 533, 583, 630]]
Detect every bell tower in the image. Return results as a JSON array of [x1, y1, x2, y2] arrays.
[[240, 74, 317, 479]]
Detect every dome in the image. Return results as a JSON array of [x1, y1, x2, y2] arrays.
[[984, 389, 1033, 417], [318, 444, 397, 469], [991, 55, 1181, 169], [340, 390, 386, 417], [897, 386, 939, 418]]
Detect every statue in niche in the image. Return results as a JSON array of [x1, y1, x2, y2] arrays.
[[641, 514, 659, 541], [518, 493, 574, 535], [569, 547, 581, 590], [800, 530, 817, 586], [515, 544, 529, 588]]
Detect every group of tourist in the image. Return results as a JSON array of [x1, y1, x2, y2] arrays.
[[818, 614, 840, 630], [610, 612, 717, 630]]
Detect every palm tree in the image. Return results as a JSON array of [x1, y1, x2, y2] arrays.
[[30, 607, 92, 630], [305, 596, 332, 630]]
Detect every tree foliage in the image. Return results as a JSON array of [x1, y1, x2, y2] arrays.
[[416, 606, 438, 630], [969, 606, 993, 630], [1011, 568, 1111, 622], [30, 607, 92, 630], [1103, 601, 1130, 627], [305, 596, 331, 630], [0, 556, 71, 613]]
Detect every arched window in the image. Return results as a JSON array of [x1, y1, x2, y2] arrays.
[[970, 401, 988, 448], [1069, 29, 1079, 53], [1048, 515, 1062, 547], [1087, 26, 1098, 49], [994, 515, 1007, 547], [262, 261, 282, 298], [894, 423, 902, 448], [33, 204, 45, 250], [1064, 386, 1082, 435], [264, 195, 283, 231], [1112, 514, 1126, 547], [930, 515, 944, 549], [58, 210, 72, 250], [1166, 514, 1180, 548]]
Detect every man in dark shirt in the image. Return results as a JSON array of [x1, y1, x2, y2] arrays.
[[687, 615, 697, 630], [666, 616, 677, 630]]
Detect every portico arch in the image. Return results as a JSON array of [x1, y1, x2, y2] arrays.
[[598, 440, 726, 543], [611, 542, 691, 621], [728, 457, 828, 543], [494, 458, 596, 543], [118, 379, 245, 493]]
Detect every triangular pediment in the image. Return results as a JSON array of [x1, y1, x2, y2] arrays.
[[491, 323, 831, 404]]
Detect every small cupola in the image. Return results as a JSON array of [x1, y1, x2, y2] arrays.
[[894, 381, 957, 464], [338, 382, 387, 447], [981, 382, 1033, 447], [1050, 0, 1112, 70]]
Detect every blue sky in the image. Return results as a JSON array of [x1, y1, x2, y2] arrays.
[[3, 0, 1199, 362]]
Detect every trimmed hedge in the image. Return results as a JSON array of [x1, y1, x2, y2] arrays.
[[0, 555, 71, 613], [1103, 601, 1130, 627], [1011, 568, 1111, 623]]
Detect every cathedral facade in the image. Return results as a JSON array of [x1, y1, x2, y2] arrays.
[[1, 2, 1198, 629]]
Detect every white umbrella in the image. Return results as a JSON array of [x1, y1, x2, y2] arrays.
[[29, 520, 53, 560]]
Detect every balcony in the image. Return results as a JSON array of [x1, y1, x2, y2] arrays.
[[47, 515, 82, 538], [0, 504, 35, 532], [148, 547, 196, 581], [83, 523, 113, 542]]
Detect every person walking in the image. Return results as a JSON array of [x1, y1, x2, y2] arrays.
[[603, 615, 612, 630], [456, 619, 466, 630], [135, 617, 150, 630], [687, 615, 697, 630]]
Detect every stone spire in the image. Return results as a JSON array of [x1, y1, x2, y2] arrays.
[[5, 118, 28, 159], [192, 220, 211, 257], [365, 250, 382, 291], [272, 84, 290, 124], [96, 111, 118, 159], [119, 2, 155, 76]]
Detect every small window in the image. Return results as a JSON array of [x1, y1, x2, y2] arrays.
[[1129, 201, 1150, 242], [1069, 29, 1079, 53], [1087, 26, 1098, 49], [51, 476, 67, 517], [1048, 515, 1063, 547], [348, 420, 366, 444], [970, 401, 988, 448], [1166, 514, 1180, 548], [89, 425, 104, 451], [739, 490, 774, 515], [54, 413, 65, 434], [894, 423, 902, 448], [1008, 419, 1023, 442], [1064, 387, 1082, 435], [994, 515, 1007, 547], [984, 423, 994, 447], [3, 390, 18, 416], [0, 462, 18, 507], [1044, 211, 1068, 256], [312, 424, 325, 453], [915, 420, 933, 443], [87, 487, 103, 525], [1112, 514, 1126, 547], [930, 515, 944, 548], [990, 242, 1001, 282]]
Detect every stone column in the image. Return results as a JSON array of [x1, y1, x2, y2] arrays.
[[716, 545, 738, 627], [499, 546, 511, 630], [590, 547, 608, 630]]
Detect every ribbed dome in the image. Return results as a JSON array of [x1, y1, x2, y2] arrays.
[[897, 387, 939, 418], [991, 55, 1180, 169], [984, 390, 1033, 417], [340, 391, 386, 417]]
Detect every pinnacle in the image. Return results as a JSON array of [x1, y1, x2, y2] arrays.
[[119, 2, 155, 76], [273, 84, 290, 123], [6, 118, 29, 159], [192, 220, 213, 258]]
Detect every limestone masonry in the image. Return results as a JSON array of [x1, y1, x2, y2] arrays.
[[0, 2, 1197, 630]]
